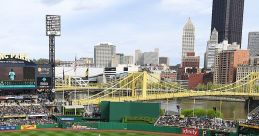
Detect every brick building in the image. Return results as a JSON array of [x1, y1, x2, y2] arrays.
[[188, 73, 204, 90], [214, 50, 249, 84], [160, 70, 177, 82]]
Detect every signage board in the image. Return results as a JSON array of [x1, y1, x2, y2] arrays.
[[0, 126, 16, 131], [182, 128, 199, 136], [37, 77, 52, 89], [46, 15, 61, 36], [60, 118, 75, 121]]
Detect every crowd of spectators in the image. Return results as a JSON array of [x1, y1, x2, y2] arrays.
[[0, 102, 55, 126], [0, 117, 55, 126], [0, 104, 49, 117], [155, 115, 238, 132], [247, 109, 259, 126]]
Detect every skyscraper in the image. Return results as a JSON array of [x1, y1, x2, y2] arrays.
[[248, 32, 259, 57], [142, 52, 159, 65], [182, 18, 195, 59], [205, 28, 218, 70], [211, 0, 244, 45], [135, 49, 159, 66], [178, 18, 200, 80], [94, 43, 116, 68], [135, 49, 142, 65], [213, 40, 248, 84], [159, 57, 169, 66]]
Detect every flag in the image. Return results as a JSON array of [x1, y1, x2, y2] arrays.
[[74, 56, 77, 72]]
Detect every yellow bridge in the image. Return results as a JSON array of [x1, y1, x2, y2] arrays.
[[55, 72, 259, 105]]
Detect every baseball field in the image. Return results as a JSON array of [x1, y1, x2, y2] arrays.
[[0, 131, 159, 136], [0, 129, 182, 136]]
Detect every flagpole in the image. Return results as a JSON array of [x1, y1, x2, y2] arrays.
[[63, 89, 65, 115], [74, 56, 77, 115], [62, 67, 65, 115]]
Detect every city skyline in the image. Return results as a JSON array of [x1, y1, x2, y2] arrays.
[[0, 0, 258, 66]]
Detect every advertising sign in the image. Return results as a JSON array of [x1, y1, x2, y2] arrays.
[[21, 125, 36, 130], [37, 77, 52, 89], [0, 126, 16, 131], [37, 65, 51, 76], [211, 130, 230, 136], [182, 128, 199, 136], [60, 118, 75, 121]]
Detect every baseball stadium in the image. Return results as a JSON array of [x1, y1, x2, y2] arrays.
[[0, 53, 259, 136], [1, 13, 259, 136]]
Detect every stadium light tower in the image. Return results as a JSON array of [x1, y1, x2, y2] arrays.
[[46, 15, 61, 90]]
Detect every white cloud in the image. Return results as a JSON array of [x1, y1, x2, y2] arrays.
[[39, 0, 124, 13], [160, 0, 211, 15], [0, 0, 126, 60]]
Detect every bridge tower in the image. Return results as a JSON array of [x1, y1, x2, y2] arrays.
[[249, 73, 259, 94], [142, 71, 147, 99]]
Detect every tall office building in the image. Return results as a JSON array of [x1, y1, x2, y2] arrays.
[[135, 49, 159, 66], [135, 49, 142, 65], [182, 18, 195, 59], [248, 32, 259, 56], [214, 50, 249, 84], [124, 56, 133, 65], [159, 57, 169, 66], [111, 53, 134, 67], [205, 28, 218, 70], [211, 0, 244, 45], [94, 43, 116, 68], [213, 41, 249, 84], [142, 52, 159, 65], [178, 18, 200, 80]]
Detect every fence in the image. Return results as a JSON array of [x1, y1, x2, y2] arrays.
[[36, 124, 59, 129], [69, 122, 238, 136]]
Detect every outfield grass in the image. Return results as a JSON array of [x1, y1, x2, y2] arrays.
[[0, 130, 161, 136]]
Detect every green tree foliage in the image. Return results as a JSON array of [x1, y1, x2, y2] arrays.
[[160, 109, 165, 116], [181, 108, 222, 118], [34, 58, 61, 65], [195, 82, 229, 91], [34, 58, 49, 64]]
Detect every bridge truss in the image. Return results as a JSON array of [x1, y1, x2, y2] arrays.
[[54, 71, 259, 105]]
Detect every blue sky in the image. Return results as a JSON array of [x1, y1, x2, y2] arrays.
[[0, 0, 258, 66]]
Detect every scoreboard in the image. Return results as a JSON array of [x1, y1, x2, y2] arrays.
[[0, 60, 36, 89]]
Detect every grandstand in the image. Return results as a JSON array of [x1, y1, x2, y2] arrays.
[[155, 115, 237, 132], [0, 55, 57, 130]]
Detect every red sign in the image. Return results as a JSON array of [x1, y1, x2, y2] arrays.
[[182, 128, 199, 136]]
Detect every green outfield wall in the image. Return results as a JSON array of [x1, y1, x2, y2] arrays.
[[100, 101, 160, 122]]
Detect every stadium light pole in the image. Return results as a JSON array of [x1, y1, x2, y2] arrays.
[[46, 15, 61, 91]]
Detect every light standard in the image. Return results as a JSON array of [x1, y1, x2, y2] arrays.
[[46, 15, 61, 91]]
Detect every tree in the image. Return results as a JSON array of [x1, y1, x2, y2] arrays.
[[181, 108, 222, 118], [35, 58, 49, 64]]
